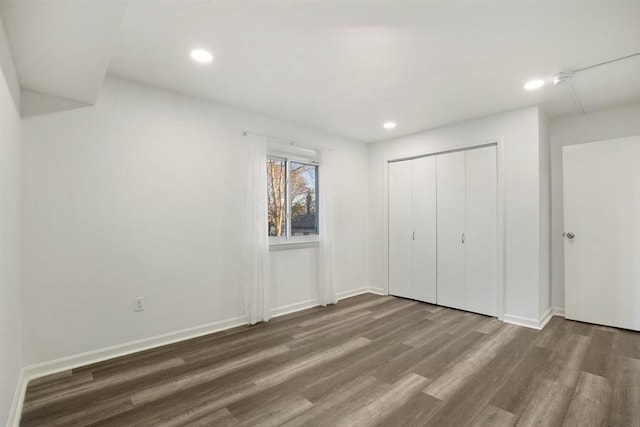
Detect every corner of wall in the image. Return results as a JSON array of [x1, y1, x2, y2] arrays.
[[20, 89, 91, 118], [1, 14, 23, 427], [503, 305, 554, 330], [538, 107, 552, 318], [0, 13, 20, 111], [6, 370, 27, 427]]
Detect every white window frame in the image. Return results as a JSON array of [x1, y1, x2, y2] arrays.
[[267, 154, 320, 246]]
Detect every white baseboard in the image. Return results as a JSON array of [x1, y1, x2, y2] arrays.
[[272, 286, 388, 316], [337, 286, 387, 301], [6, 369, 27, 427], [271, 298, 320, 318], [538, 307, 554, 330], [23, 315, 247, 381], [551, 307, 565, 317], [503, 313, 545, 330], [337, 286, 371, 301], [503, 307, 557, 330]]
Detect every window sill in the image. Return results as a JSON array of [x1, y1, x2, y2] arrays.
[[269, 238, 320, 251]]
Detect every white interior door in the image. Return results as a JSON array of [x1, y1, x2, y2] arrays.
[[388, 160, 413, 299], [412, 156, 437, 303], [465, 146, 498, 316], [563, 136, 640, 331], [437, 151, 466, 310]]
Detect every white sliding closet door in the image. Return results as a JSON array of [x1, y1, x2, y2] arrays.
[[437, 151, 466, 310], [390, 146, 498, 315], [412, 156, 437, 303], [465, 146, 498, 316], [388, 161, 413, 299]]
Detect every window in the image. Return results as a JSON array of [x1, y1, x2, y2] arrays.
[[267, 156, 319, 241]]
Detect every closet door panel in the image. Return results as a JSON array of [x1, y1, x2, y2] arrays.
[[436, 151, 466, 310], [411, 156, 437, 303], [465, 146, 498, 316], [388, 161, 412, 299]]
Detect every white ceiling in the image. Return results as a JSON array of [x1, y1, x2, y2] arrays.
[[2, 1, 639, 142], [0, 0, 126, 104]]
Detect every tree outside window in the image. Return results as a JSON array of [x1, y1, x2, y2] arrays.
[[267, 157, 318, 239]]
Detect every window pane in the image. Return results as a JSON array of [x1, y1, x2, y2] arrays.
[[290, 162, 319, 236], [267, 158, 287, 237]]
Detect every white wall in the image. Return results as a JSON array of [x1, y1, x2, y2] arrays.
[[538, 110, 551, 317], [0, 15, 22, 426], [549, 102, 640, 311], [21, 75, 370, 366], [369, 106, 546, 322], [270, 247, 318, 315]]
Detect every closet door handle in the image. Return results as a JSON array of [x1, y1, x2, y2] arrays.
[[412, 231, 415, 240], [462, 233, 465, 243]]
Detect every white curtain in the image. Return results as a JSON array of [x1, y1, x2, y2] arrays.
[[318, 148, 337, 305], [242, 134, 271, 325]]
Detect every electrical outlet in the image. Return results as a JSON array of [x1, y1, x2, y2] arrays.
[[134, 297, 144, 312]]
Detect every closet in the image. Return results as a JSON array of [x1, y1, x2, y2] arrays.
[[388, 145, 498, 316], [388, 156, 437, 303]]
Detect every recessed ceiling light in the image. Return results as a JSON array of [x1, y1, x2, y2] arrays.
[[191, 49, 213, 64], [523, 79, 544, 90], [383, 122, 397, 130]]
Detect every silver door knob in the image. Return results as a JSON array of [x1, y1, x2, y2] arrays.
[[565, 232, 575, 239]]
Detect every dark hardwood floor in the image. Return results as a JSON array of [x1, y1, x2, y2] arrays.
[[21, 294, 640, 426]]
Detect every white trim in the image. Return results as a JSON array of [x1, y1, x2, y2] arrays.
[[551, 307, 565, 317], [337, 286, 370, 300], [503, 313, 544, 329], [271, 298, 320, 318], [387, 142, 498, 163], [269, 239, 319, 250], [337, 286, 386, 301], [270, 286, 388, 317], [23, 315, 247, 380], [538, 307, 554, 330], [269, 237, 320, 245], [266, 139, 321, 163], [496, 138, 506, 321], [503, 307, 554, 330], [6, 369, 27, 427]]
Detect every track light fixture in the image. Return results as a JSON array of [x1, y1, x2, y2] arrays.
[[524, 52, 639, 115], [553, 71, 574, 86]]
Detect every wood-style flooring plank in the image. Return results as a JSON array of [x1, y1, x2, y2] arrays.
[[515, 378, 574, 427], [412, 330, 487, 380], [328, 372, 431, 427], [609, 356, 640, 427], [424, 328, 539, 426], [490, 345, 552, 416], [544, 333, 591, 388], [422, 324, 522, 400], [562, 371, 612, 427], [375, 390, 442, 426], [281, 375, 387, 427], [616, 329, 640, 360], [468, 404, 518, 427], [581, 328, 617, 379]]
